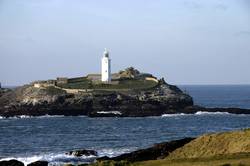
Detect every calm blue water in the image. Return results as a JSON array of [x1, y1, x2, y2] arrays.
[[179, 85, 250, 109], [0, 85, 250, 165]]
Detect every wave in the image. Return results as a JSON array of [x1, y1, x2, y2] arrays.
[[1, 111, 248, 120], [97, 147, 136, 157], [161, 111, 233, 117], [2, 115, 35, 119], [0, 147, 136, 166], [0, 115, 87, 120], [161, 113, 187, 117], [194, 111, 231, 115], [97, 111, 122, 115], [0, 153, 97, 166]]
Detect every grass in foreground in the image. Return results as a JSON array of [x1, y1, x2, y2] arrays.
[[136, 153, 250, 166], [86, 129, 250, 166], [85, 153, 250, 166]]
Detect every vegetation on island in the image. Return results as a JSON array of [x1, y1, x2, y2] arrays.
[[58, 78, 158, 90], [37, 67, 159, 91]]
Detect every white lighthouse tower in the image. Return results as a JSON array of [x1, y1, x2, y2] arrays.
[[101, 48, 111, 83]]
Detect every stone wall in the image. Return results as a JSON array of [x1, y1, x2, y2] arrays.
[[145, 77, 159, 83], [57, 77, 68, 84], [87, 74, 101, 81]]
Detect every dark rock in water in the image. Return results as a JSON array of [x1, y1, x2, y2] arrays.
[[27, 161, 48, 166], [97, 137, 194, 162], [182, 105, 250, 114], [66, 149, 98, 157], [0, 159, 24, 166]]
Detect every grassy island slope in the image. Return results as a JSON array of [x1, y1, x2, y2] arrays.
[[56, 67, 159, 91]]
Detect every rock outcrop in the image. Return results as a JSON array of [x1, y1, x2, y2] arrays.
[[97, 137, 194, 162], [1, 72, 250, 117], [66, 149, 98, 157], [90, 129, 250, 166], [0, 79, 194, 117], [0, 159, 24, 166], [27, 161, 48, 166]]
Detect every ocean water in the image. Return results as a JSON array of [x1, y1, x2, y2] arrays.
[[0, 85, 250, 165], [179, 85, 250, 109]]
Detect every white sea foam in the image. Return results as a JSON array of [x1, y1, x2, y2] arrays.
[[194, 111, 230, 115], [0, 148, 136, 166], [97, 111, 122, 115], [161, 113, 188, 117], [18, 115, 32, 118], [97, 147, 136, 157], [0, 155, 47, 166], [161, 111, 234, 117], [36, 115, 66, 118], [0, 115, 78, 120], [0, 153, 97, 166]]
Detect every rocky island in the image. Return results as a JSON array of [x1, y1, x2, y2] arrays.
[[0, 67, 193, 117], [0, 67, 249, 118]]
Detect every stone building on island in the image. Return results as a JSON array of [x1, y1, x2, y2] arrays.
[[32, 49, 159, 90]]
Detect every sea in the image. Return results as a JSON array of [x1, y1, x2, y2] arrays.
[[0, 85, 250, 165]]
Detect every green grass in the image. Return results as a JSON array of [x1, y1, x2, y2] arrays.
[[57, 77, 92, 89], [86, 153, 250, 166], [86, 129, 250, 166], [92, 79, 158, 90], [167, 129, 250, 159], [43, 86, 66, 95], [68, 77, 88, 83], [57, 78, 158, 91], [84, 160, 133, 166], [57, 82, 91, 89], [136, 153, 250, 166]]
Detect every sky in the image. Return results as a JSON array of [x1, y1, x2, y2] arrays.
[[0, 0, 249, 86]]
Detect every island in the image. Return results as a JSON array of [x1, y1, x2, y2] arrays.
[[0, 66, 194, 117], [0, 66, 250, 118], [1, 48, 250, 118]]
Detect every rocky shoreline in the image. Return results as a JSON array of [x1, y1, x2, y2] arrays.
[[2, 129, 250, 166], [0, 80, 250, 118]]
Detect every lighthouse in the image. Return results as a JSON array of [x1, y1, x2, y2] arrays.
[[101, 48, 111, 83]]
